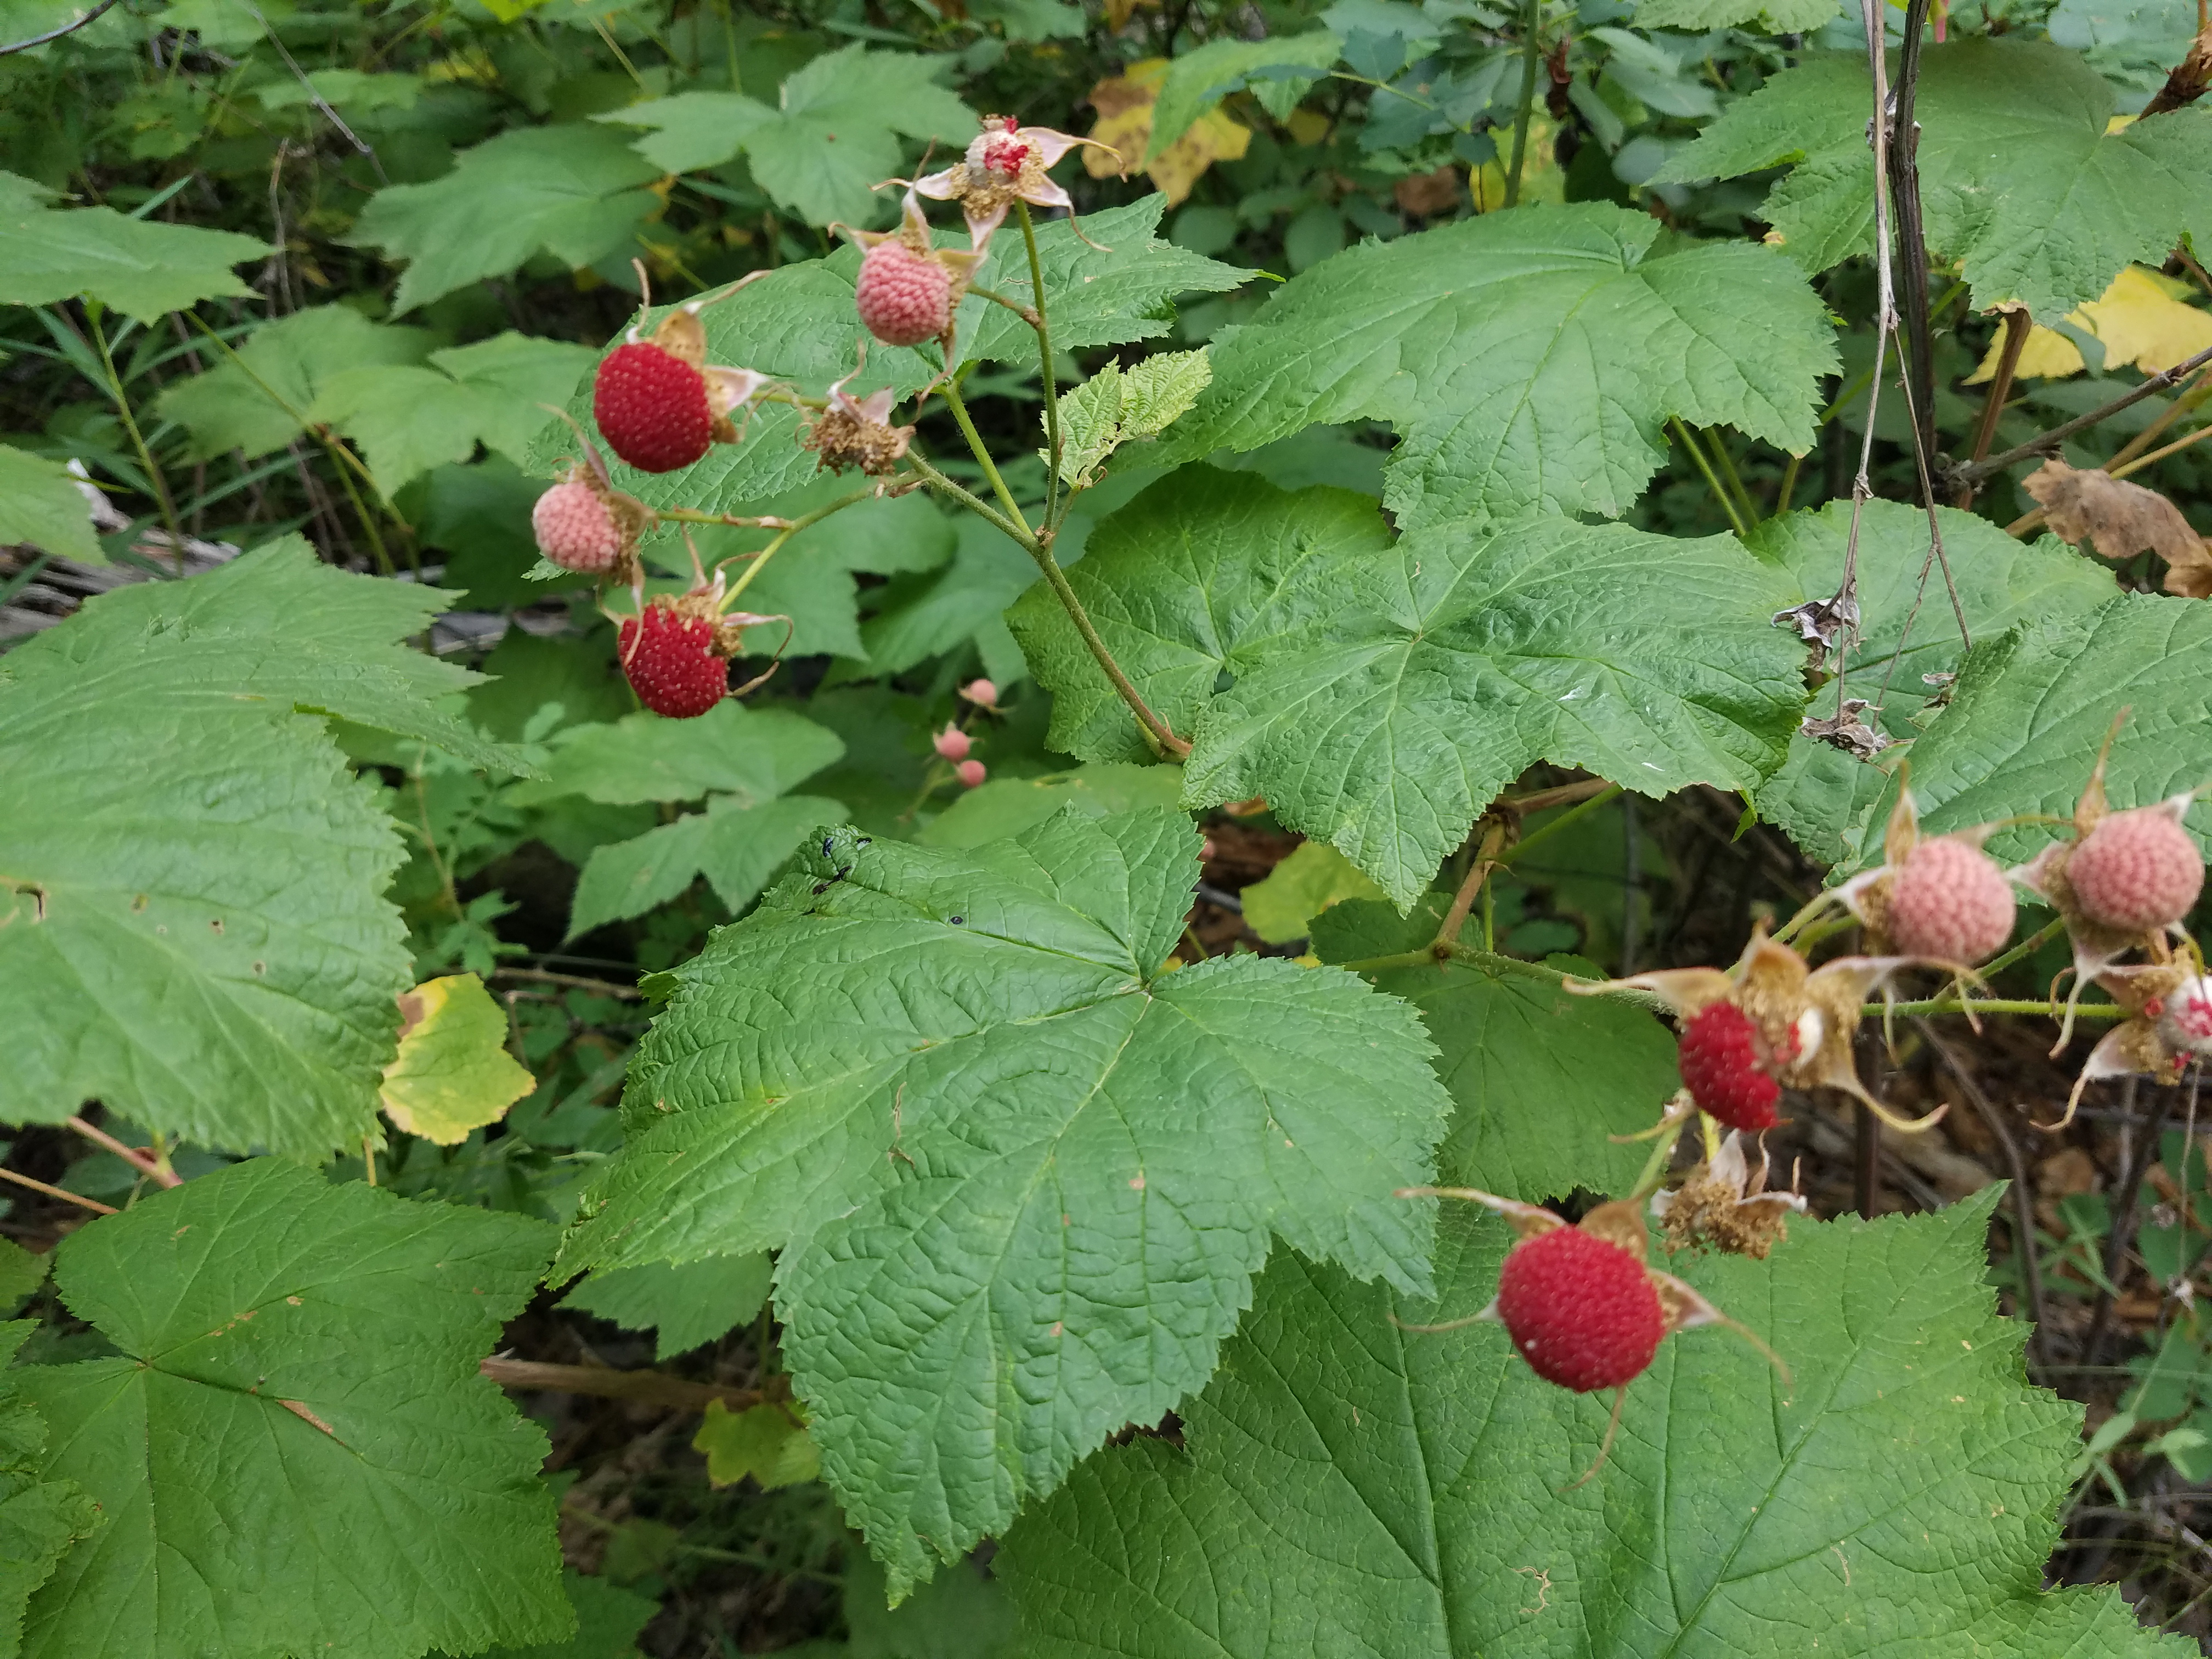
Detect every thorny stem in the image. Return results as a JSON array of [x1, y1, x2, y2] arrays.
[[1018, 203, 1066, 529], [939, 376, 1031, 536], [86, 305, 187, 570], [1504, 0, 1544, 208], [66, 1115, 181, 1188], [1669, 417, 1750, 537]]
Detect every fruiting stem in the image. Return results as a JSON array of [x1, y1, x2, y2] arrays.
[[1880, 996, 2124, 1019], [1970, 917, 2064, 982], [715, 485, 876, 611], [939, 375, 1032, 537], [1668, 418, 1750, 538], [84, 303, 188, 569], [908, 452, 1034, 550], [1025, 537, 1191, 759], [1503, 0, 1544, 208], [1018, 202, 1066, 529], [967, 285, 1040, 327]]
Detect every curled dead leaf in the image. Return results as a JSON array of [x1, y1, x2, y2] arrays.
[[1086, 60, 1249, 206], [2022, 458, 2199, 566]]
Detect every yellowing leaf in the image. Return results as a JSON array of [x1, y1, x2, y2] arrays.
[[378, 974, 533, 1145], [1086, 60, 1250, 207], [695, 1400, 821, 1491], [1240, 842, 1389, 944], [1968, 264, 2212, 382], [1471, 116, 1563, 212]]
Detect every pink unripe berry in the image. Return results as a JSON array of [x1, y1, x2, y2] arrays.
[[1886, 837, 2015, 964], [2155, 975, 2212, 1058], [2068, 808, 2204, 932], [1496, 1226, 1664, 1393], [955, 759, 987, 788], [532, 481, 625, 573], [855, 240, 951, 348], [933, 723, 972, 761], [961, 678, 998, 707]]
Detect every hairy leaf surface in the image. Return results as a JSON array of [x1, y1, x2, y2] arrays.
[[1002, 1193, 2188, 1657], [556, 809, 1451, 1595], [0, 540, 516, 1154], [1010, 469, 1807, 904], [19, 1159, 566, 1659], [1150, 202, 1833, 529], [1657, 41, 2212, 320]]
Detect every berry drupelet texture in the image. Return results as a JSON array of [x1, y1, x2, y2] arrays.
[[1887, 838, 2016, 964], [531, 481, 625, 573], [1677, 1001, 1783, 1132], [618, 605, 728, 719], [2069, 809, 2205, 932], [1496, 1226, 1665, 1392], [594, 343, 714, 473], [854, 240, 952, 348]]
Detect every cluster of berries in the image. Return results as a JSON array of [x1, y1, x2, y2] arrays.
[[1432, 742, 2208, 1430], [528, 117, 1110, 724], [931, 679, 1004, 788]]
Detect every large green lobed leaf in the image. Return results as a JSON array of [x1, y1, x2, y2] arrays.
[[0, 540, 522, 1155], [1656, 40, 2212, 321], [0, 169, 266, 322], [1150, 202, 1835, 531], [1010, 468, 1808, 905], [556, 809, 1451, 1596], [20, 1159, 567, 1659], [349, 125, 664, 314], [1002, 1192, 2188, 1657]]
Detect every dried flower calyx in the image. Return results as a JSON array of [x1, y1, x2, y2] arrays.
[[1654, 1129, 1808, 1260], [803, 363, 917, 476]]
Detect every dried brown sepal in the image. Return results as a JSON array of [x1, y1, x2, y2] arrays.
[[1800, 698, 1895, 759], [803, 365, 916, 477], [2023, 458, 2200, 567], [1655, 1131, 1808, 1259]]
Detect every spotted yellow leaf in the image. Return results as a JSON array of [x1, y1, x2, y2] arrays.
[[1086, 59, 1250, 206], [378, 974, 534, 1145]]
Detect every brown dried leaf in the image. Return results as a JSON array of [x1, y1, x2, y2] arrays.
[[2023, 458, 2200, 565], [2163, 537, 2212, 599]]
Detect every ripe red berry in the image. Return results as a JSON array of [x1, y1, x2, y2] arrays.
[[855, 240, 951, 348], [1496, 1226, 1664, 1392], [594, 342, 713, 473], [1886, 837, 2016, 963], [1677, 1001, 1782, 1132], [2068, 808, 2204, 932], [618, 602, 727, 719], [531, 481, 624, 573]]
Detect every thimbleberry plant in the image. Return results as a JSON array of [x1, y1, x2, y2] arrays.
[[6, 2, 2212, 1655]]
